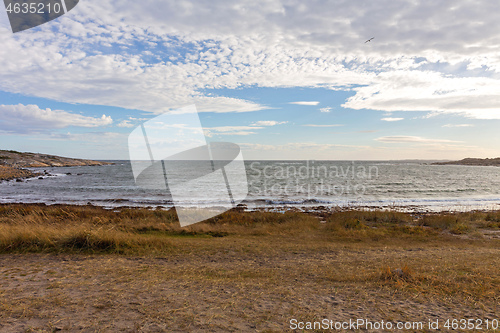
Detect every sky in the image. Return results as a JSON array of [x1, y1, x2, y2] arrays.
[[1, 0, 500, 160]]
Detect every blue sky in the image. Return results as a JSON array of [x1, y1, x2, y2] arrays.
[[1, 0, 500, 160]]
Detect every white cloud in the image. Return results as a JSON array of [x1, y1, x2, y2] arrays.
[[204, 121, 287, 136], [210, 131, 257, 136], [117, 116, 150, 128], [375, 136, 461, 144], [0, 104, 112, 134], [381, 117, 404, 122], [240, 142, 369, 150], [206, 126, 262, 132], [203, 125, 263, 137], [48, 131, 123, 142], [320, 107, 332, 113], [442, 124, 474, 128], [343, 71, 500, 119], [289, 101, 320, 106], [250, 121, 287, 126], [238, 142, 375, 160], [302, 124, 344, 127], [0, 0, 500, 135], [117, 120, 135, 128]]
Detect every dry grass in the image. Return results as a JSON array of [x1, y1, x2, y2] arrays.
[[0, 165, 38, 181], [0, 204, 322, 254], [1, 204, 499, 254], [419, 211, 500, 234], [0, 204, 499, 332]]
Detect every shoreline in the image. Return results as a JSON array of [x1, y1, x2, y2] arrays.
[[2, 201, 500, 224], [1, 199, 500, 215]]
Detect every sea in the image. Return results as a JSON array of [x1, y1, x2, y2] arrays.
[[1, 160, 500, 212]]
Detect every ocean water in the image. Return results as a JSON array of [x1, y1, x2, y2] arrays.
[[1, 161, 500, 212]]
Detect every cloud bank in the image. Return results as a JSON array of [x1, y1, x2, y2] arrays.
[[0, 104, 112, 134], [1, 0, 499, 118]]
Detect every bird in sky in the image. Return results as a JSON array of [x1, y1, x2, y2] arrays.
[[365, 37, 374, 43]]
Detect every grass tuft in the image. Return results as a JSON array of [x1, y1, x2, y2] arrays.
[[380, 264, 414, 282]]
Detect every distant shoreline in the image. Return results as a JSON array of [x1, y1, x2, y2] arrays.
[[0, 149, 113, 181], [0, 149, 113, 168], [432, 157, 500, 167]]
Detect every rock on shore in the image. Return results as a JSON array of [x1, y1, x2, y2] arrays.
[[0, 165, 39, 181]]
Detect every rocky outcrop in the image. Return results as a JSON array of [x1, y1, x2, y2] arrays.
[[433, 157, 500, 167], [0, 150, 113, 168], [0, 165, 40, 181]]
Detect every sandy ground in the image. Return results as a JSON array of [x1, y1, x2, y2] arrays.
[[1, 246, 498, 332]]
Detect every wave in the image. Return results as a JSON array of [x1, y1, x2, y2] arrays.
[[243, 196, 500, 206]]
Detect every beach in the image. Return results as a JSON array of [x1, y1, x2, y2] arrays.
[[0, 204, 499, 332]]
